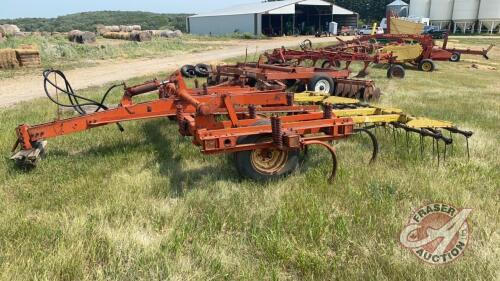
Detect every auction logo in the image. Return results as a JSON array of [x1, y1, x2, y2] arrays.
[[399, 203, 472, 265]]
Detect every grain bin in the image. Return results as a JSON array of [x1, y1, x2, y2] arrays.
[[479, 0, 500, 33], [430, 0, 454, 29], [452, 0, 480, 33], [409, 0, 431, 18], [387, 0, 409, 17]]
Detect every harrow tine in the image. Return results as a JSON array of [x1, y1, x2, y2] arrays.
[[444, 143, 447, 162], [405, 131, 410, 153], [420, 135, 424, 158], [450, 131, 454, 154], [437, 140, 440, 166], [466, 137, 470, 161], [393, 126, 398, 150]]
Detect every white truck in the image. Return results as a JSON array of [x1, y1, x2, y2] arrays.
[[358, 25, 384, 35]]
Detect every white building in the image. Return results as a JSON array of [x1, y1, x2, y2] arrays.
[[187, 0, 357, 36]]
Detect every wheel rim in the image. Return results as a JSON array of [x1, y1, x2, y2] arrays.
[[392, 67, 404, 78], [451, 54, 459, 61], [314, 79, 331, 93], [422, 62, 432, 72], [250, 147, 289, 175]]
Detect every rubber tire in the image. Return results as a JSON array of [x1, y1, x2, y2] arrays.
[[194, 63, 210, 77], [386, 64, 406, 79], [308, 74, 335, 94], [418, 59, 435, 72], [181, 65, 196, 78], [449, 52, 461, 62], [300, 39, 313, 50], [234, 133, 299, 182]]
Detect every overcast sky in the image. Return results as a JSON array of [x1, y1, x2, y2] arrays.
[[0, 0, 254, 19]]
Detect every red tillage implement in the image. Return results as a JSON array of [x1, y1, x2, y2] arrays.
[[208, 61, 381, 100], [11, 69, 473, 181]]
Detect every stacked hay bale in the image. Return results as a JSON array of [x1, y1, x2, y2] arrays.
[[0, 48, 19, 69], [97, 25, 141, 35], [97, 25, 120, 35], [68, 30, 96, 44], [15, 45, 41, 67], [119, 25, 141, 32], [103, 31, 152, 42], [0, 24, 21, 37]]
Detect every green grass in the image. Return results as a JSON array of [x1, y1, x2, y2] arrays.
[[0, 39, 499, 280], [0, 35, 222, 79]]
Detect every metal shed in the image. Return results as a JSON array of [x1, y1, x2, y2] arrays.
[[187, 0, 357, 36]]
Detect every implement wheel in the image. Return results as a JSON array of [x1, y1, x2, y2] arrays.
[[308, 74, 334, 94], [387, 65, 406, 79], [418, 59, 435, 72], [235, 134, 299, 181], [449, 52, 461, 62], [181, 65, 196, 77]]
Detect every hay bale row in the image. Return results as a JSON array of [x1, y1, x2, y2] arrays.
[[0, 49, 19, 69], [68, 30, 96, 44], [103, 32, 131, 40], [0, 24, 20, 36], [119, 25, 141, 32], [102, 31, 152, 42], [97, 25, 141, 34]]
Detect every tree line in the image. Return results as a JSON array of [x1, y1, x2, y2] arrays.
[[0, 11, 190, 32]]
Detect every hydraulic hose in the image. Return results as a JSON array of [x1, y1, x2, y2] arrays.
[[43, 69, 124, 115], [43, 69, 125, 131]]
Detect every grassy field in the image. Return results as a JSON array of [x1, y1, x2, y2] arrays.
[[0, 38, 499, 280], [0, 34, 223, 79]]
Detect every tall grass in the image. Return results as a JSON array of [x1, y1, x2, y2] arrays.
[[0, 38, 498, 280]]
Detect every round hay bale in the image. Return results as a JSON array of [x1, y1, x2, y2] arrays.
[[160, 30, 174, 38], [120, 25, 133, 32], [81, 32, 96, 44], [131, 25, 141, 31], [173, 30, 183, 37], [108, 25, 120, 32], [68, 30, 81, 42], [132, 31, 151, 42], [0, 24, 21, 36], [96, 24, 108, 35]]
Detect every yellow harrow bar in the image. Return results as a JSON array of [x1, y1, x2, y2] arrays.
[[295, 91, 473, 162]]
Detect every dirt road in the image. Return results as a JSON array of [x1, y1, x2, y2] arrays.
[[0, 36, 339, 107]]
